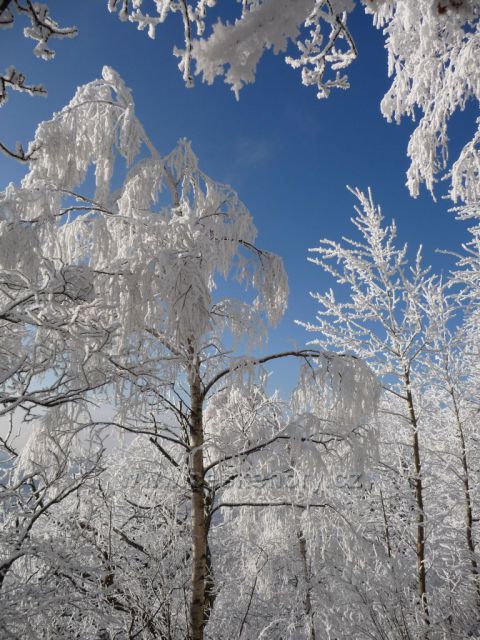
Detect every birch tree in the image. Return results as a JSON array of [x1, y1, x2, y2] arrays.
[[423, 280, 480, 618], [0, 158, 118, 630], [0, 67, 380, 639], [300, 187, 435, 626]]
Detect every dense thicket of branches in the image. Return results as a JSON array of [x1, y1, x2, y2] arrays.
[[1, 67, 480, 639], [0, 69, 380, 639], [0, 2, 479, 639]]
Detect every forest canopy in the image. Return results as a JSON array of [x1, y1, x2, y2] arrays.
[[0, 2, 479, 639]]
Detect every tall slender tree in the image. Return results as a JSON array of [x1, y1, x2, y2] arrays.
[[300, 187, 434, 625]]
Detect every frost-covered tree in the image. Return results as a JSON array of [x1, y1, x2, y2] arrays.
[[11, 368, 376, 639], [107, 0, 479, 206], [0, 427, 191, 639], [2, 2, 478, 208], [0, 151, 117, 624], [0, 68, 380, 639], [300, 187, 437, 626], [0, 171, 116, 491], [366, 0, 479, 207], [423, 280, 480, 615], [0, 404, 107, 638], [300, 187, 480, 636]]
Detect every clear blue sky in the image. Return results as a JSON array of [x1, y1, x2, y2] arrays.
[[0, 2, 474, 392]]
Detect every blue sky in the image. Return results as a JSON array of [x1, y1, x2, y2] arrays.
[[0, 2, 475, 392]]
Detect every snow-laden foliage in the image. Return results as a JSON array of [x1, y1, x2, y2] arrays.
[[0, 1, 76, 63], [300, 186, 433, 379], [366, 0, 480, 206], [292, 354, 379, 429], [106, 0, 480, 207], [0, 70, 382, 639], [2, 2, 477, 206], [1, 65, 289, 363], [190, 0, 357, 100], [0, 1, 77, 160], [298, 188, 480, 637], [0, 371, 380, 639], [109, 0, 359, 99]]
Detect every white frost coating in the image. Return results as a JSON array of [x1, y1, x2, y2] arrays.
[[105, 2, 478, 205], [23, 3, 77, 60], [15, 405, 100, 483], [6, 2, 478, 207], [448, 118, 480, 206], [290, 354, 380, 474], [366, 0, 480, 205], [302, 187, 432, 380], [56, 265, 95, 303], [0, 3, 77, 60], [0, 218, 40, 280], [301, 187, 436, 476], [292, 354, 380, 431], [109, 0, 358, 99], [23, 66, 143, 204], [190, 0, 358, 99], [108, 1, 478, 208], [252, 252, 289, 327], [2, 67, 288, 357], [191, 0, 315, 97], [285, 0, 357, 99]]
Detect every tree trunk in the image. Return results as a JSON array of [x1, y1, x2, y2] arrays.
[[379, 489, 392, 559], [189, 363, 207, 640], [404, 371, 429, 625], [298, 530, 316, 640], [204, 491, 216, 622], [451, 390, 480, 610]]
